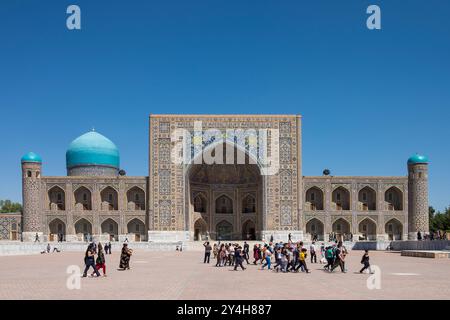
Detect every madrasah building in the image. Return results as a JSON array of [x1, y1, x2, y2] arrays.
[[19, 114, 429, 243]]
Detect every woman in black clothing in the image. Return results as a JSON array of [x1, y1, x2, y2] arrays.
[[119, 243, 133, 270]]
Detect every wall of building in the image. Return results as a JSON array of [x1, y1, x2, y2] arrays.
[[148, 115, 303, 242], [37, 176, 148, 242], [302, 176, 409, 240], [19, 115, 428, 244]]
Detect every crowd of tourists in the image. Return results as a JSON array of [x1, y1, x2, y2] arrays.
[[203, 239, 373, 274], [82, 242, 133, 278]]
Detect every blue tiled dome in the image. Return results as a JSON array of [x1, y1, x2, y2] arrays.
[[21, 152, 42, 163], [66, 131, 120, 169], [407, 153, 429, 165]]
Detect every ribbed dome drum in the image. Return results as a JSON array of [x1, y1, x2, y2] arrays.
[[66, 131, 120, 176]]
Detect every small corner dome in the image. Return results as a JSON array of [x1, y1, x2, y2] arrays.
[[21, 152, 42, 163], [407, 153, 429, 165], [66, 131, 120, 169]]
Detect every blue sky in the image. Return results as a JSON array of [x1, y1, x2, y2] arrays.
[[0, 0, 449, 210]]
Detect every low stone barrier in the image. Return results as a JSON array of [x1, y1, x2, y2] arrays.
[[0, 241, 185, 256], [401, 250, 450, 259], [2, 239, 450, 255], [390, 240, 450, 251], [351, 241, 391, 251]]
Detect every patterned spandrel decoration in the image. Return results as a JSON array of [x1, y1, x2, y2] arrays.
[[280, 201, 292, 226], [189, 129, 266, 165], [159, 200, 171, 227], [280, 138, 291, 164], [280, 170, 292, 196], [159, 170, 171, 195]]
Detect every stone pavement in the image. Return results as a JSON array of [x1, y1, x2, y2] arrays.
[[0, 250, 449, 300]]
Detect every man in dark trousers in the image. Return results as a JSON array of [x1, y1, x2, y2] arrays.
[[203, 242, 212, 263], [243, 241, 250, 264], [359, 250, 372, 273], [234, 246, 246, 271]]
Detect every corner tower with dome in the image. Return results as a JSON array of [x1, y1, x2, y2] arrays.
[[19, 115, 430, 244], [407, 154, 429, 240]]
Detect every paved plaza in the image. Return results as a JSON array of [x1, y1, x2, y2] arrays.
[[0, 249, 449, 300]]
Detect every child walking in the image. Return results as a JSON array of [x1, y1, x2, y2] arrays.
[[359, 250, 372, 273], [93, 242, 107, 277], [296, 248, 310, 273]]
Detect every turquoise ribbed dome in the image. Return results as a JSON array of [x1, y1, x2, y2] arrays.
[[407, 153, 429, 165], [21, 152, 42, 163], [66, 131, 120, 169]]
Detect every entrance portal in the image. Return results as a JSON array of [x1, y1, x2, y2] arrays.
[[242, 220, 256, 240], [194, 218, 208, 241], [187, 143, 263, 240], [216, 220, 233, 241]]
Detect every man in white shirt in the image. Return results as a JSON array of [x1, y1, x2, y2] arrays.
[[309, 242, 317, 263]]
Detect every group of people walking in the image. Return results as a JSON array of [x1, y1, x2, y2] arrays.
[[252, 241, 311, 273], [203, 240, 373, 275], [207, 241, 249, 270], [82, 242, 133, 278]]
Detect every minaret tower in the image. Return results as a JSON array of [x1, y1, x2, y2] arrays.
[[407, 153, 429, 240], [21, 152, 43, 242]]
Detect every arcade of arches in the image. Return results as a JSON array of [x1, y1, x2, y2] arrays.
[[302, 184, 407, 241], [45, 185, 148, 241], [303, 217, 404, 241], [48, 186, 146, 212], [48, 217, 147, 242]]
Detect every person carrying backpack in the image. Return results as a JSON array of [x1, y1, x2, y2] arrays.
[[330, 243, 346, 273], [323, 246, 334, 270]]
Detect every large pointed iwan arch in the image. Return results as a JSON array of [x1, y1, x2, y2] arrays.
[[185, 141, 265, 240]]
